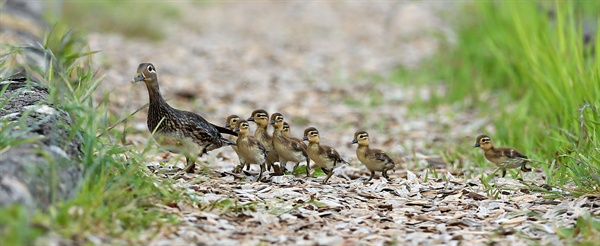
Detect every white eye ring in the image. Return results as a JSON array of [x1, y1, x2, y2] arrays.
[[147, 65, 156, 73]]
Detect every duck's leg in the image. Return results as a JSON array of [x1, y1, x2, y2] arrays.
[[304, 158, 311, 178], [368, 171, 375, 181], [257, 162, 265, 181], [322, 168, 333, 184], [183, 157, 196, 173]]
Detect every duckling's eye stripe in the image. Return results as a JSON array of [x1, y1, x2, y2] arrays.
[[147, 65, 155, 73]]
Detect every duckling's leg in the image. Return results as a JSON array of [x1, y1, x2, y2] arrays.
[[521, 162, 532, 172], [322, 168, 333, 184], [271, 163, 283, 176], [244, 162, 251, 171], [501, 168, 507, 178], [368, 171, 375, 181], [279, 158, 288, 173], [305, 160, 311, 178], [306, 165, 310, 178], [292, 162, 300, 174], [233, 161, 245, 173], [306, 162, 310, 178], [257, 162, 265, 181], [382, 169, 390, 179]]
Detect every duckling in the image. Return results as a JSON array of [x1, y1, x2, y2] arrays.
[[270, 113, 310, 177], [247, 109, 281, 174], [234, 120, 268, 181], [282, 121, 291, 137], [473, 134, 532, 177], [352, 131, 395, 181], [225, 115, 247, 172], [303, 127, 347, 184], [131, 63, 236, 173]]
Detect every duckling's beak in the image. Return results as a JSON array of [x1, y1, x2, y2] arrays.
[[234, 127, 240, 132], [351, 139, 358, 144], [225, 122, 231, 128], [247, 117, 255, 121], [302, 136, 308, 141], [270, 120, 275, 125], [131, 73, 145, 84], [473, 142, 481, 148]]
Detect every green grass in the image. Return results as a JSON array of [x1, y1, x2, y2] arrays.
[[396, 1, 599, 196], [0, 28, 186, 244]]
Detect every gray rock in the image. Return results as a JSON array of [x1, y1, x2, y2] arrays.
[[0, 73, 83, 209]]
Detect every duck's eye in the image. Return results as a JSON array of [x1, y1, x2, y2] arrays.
[[277, 116, 283, 121], [147, 65, 155, 73]]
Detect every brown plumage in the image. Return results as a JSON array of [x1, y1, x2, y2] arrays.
[[234, 120, 269, 181], [247, 109, 281, 174], [473, 134, 532, 177], [303, 127, 346, 184], [352, 131, 395, 181], [270, 113, 310, 177], [225, 115, 246, 172], [131, 63, 236, 173]]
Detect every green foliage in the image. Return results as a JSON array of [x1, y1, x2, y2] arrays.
[[403, 1, 600, 196], [0, 28, 183, 244], [49, 1, 180, 40], [557, 214, 600, 244]]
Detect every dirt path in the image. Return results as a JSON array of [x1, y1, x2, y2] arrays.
[[88, 2, 597, 245]]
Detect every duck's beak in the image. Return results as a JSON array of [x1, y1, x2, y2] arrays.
[[270, 120, 275, 125], [234, 127, 240, 132], [473, 142, 481, 148], [131, 73, 145, 84], [225, 122, 231, 128], [247, 117, 255, 121], [302, 136, 308, 141], [351, 139, 358, 144]]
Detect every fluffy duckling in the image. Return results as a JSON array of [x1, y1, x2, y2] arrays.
[[234, 120, 268, 181], [225, 115, 247, 172], [474, 134, 532, 177], [303, 127, 347, 184], [131, 63, 236, 173], [352, 131, 395, 181], [248, 109, 281, 174], [270, 113, 310, 177]]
